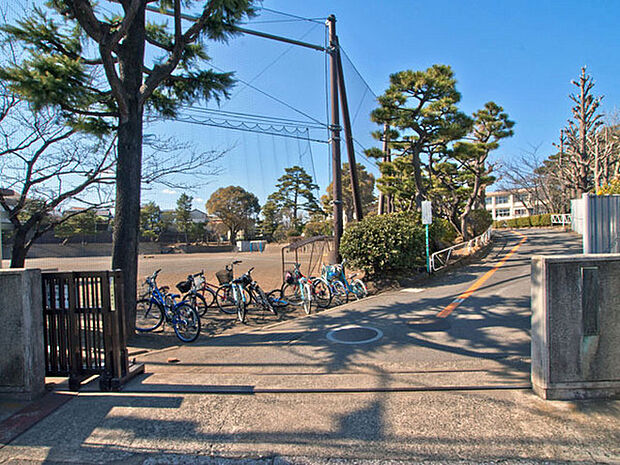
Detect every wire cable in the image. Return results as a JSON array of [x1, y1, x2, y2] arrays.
[[210, 63, 326, 127], [223, 22, 322, 106], [258, 7, 326, 24]]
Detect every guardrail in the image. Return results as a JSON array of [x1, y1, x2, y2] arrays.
[[551, 213, 572, 226], [429, 227, 493, 273]]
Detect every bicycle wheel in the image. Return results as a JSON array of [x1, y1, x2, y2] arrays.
[[215, 284, 237, 314], [351, 279, 368, 300], [201, 287, 217, 309], [282, 282, 302, 305], [331, 280, 348, 306], [267, 289, 288, 309], [257, 286, 278, 316], [235, 286, 247, 323], [184, 292, 208, 317], [172, 303, 201, 342], [311, 277, 332, 308], [135, 298, 164, 332], [302, 282, 312, 315]]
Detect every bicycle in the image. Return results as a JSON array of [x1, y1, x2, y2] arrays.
[[215, 260, 250, 315], [177, 271, 213, 317], [135, 269, 201, 343], [281, 263, 332, 311], [322, 260, 368, 303], [234, 267, 278, 323]]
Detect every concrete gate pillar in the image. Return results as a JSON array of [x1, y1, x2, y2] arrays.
[[0, 269, 45, 400], [531, 255, 620, 400]]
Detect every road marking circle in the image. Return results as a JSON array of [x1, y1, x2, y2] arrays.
[[326, 325, 384, 344]]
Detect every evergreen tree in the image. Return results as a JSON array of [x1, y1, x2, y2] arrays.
[[0, 0, 256, 331], [175, 193, 193, 243], [140, 201, 166, 242], [54, 210, 98, 241], [322, 163, 376, 222], [267, 166, 322, 231], [370, 65, 472, 209]]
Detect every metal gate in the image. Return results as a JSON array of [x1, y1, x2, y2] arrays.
[[42, 270, 143, 390]]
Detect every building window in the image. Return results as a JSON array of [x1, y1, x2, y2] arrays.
[[514, 208, 527, 217], [485, 197, 493, 205], [496, 208, 510, 218], [495, 196, 509, 205]]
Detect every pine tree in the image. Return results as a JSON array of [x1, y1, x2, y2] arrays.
[[175, 193, 193, 243], [322, 163, 376, 223], [0, 1, 256, 330], [267, 166, 322, 231], [370, 65, 472, 209]]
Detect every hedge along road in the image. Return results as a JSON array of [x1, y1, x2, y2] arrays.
[[128, 228, 583, 393]]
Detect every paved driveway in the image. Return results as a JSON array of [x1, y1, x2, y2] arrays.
[[128, 228, 583, 392]]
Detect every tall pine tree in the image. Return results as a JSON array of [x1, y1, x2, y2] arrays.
[[0, 0, 256, 331]]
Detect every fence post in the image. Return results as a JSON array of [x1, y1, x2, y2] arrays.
[[67, 274, 82, 391]]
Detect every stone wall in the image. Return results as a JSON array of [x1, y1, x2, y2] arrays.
[[531, 254, 620, 400], [0, 269, 45, 400]]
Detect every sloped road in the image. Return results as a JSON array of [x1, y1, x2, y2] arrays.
[[128, 228, 583, 392]]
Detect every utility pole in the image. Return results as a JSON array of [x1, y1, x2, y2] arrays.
[[327, 15, 343, 263], [378, 123, 391, 215], [335, 37, 363, 222]]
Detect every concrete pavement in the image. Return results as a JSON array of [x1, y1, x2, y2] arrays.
[[1, 228, 618, 464]]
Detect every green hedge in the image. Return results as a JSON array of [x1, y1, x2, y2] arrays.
[[493, 214, 551, 229], [340, 212, 436, 276]]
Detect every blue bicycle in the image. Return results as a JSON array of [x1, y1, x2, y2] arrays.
[[321, 260, 368, 303], [135, 269, 201, 342]]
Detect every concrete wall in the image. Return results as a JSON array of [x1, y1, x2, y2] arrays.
[[0, 269, 45, 400], [531, 254, 620, 400]]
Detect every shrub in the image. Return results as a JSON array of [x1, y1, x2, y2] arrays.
[[432, 218, 457, 249], [539, 213, 551, 226], [516, 216, 531, 228], [469, 209, 493, 236], [340, 212, 428, 276]]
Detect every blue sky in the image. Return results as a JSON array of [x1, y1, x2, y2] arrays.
[[5, 0, 620, 211], [146, 0, 620, 210]]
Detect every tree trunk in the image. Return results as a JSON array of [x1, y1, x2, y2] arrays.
[[411, 146, 426, 209], [10, 227, 29, 268], [112, 6, 146, 336]]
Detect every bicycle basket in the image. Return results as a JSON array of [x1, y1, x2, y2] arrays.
[[240, 274, 252, 286], [216, 269, 233, 284], [176, 280, 192, 293]]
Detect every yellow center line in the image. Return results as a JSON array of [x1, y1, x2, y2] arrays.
[[436, 232, 527, 319]]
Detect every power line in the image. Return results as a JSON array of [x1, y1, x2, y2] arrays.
[[184, 105, 326, 129], [210, 63, 326, 127], [223, 22, 322, 105], [156, 112, 328, 144], [258, 7, 326, 25]]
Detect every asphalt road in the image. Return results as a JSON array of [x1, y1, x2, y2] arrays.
[[130, 228, 584, 392], [3, 228, 617, 464]]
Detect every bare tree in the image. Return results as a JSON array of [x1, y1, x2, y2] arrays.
[[499, 146, 570, 214], [0, 95, 116, 267], [555, 67, 604, 194]]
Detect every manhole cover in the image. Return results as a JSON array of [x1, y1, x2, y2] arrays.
[[326, 325, 383, 344]]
